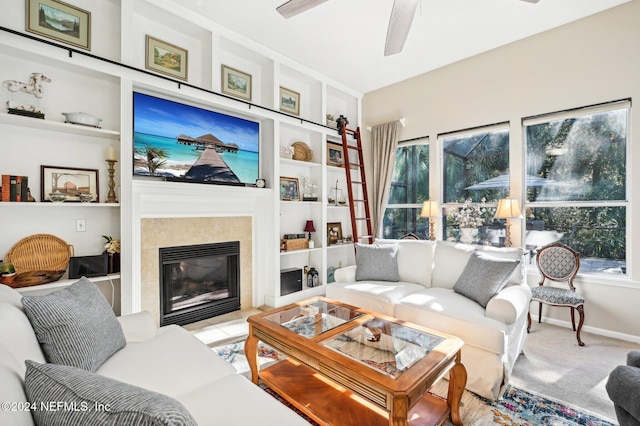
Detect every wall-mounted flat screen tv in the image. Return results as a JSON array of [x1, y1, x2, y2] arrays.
[[133, 92, 260, 186]]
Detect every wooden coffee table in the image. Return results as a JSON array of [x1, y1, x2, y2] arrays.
[[245, 297, 466, 426]]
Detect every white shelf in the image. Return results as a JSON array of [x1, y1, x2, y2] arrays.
[[0, 112, 120, 140], [15, 273, 121, 294], [280, 247, 322, 257], [327, 243, 355, 250], [280, 158, 322, 168]]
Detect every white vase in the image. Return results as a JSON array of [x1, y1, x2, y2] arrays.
[[459, 227, 475, 244]]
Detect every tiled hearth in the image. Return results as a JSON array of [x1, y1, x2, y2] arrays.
[[140, 216, 253, 326]]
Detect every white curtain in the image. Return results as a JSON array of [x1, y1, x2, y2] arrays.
[[371, 121, 400, 238]]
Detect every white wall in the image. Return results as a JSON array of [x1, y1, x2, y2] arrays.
[[361, 1, 640, 342]]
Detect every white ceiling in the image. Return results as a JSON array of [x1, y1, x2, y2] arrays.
[[172, 0, 629, 94]]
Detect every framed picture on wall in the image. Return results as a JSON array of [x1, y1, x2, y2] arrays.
[[145, 35, 188, 81], [41, 165, 99, 202], [279, 86, 300, 115], [327, 142, 345, 167], [279, 176, 300, 201], [221, 65, 252, 101], [26, 0, 91, 50], [327, 222, 343, 245]]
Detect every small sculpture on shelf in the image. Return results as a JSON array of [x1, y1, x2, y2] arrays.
[[103, 235, 121, 274], [302, 177, 318, 201], [2, 72, 51, 119]]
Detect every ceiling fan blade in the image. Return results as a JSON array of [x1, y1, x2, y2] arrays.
[[520, 0, 541, 3], [276, 0, 329, 18], [384, 0, 419, 56]]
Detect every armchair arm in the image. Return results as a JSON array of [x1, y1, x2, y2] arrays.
[[628, 351, 640, 368], [485, 284, 532, 325], [334, 265, 357, 283], [117, 311, 157, 343]]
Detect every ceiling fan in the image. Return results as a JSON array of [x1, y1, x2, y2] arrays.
[[277, 0, 541, 56]]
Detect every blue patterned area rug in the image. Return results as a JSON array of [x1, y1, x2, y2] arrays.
[[212, 340, 616, 426]]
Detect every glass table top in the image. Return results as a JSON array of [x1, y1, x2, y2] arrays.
[[324, 317, 444, 379], [263, 299, 365, 339]]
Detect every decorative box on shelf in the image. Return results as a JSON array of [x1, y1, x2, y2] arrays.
[[282, 238, 309, 251]]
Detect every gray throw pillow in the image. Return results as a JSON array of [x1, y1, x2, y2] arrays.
[[355, 243, 400, 282], [453, 251, 520, 307], [21, 277, 126, 372], [25, 360, 198, 426]]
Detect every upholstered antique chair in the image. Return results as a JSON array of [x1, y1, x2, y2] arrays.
[[606, 351, 640, 426], [527, 242, 585, 346]]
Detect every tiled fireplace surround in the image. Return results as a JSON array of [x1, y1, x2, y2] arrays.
[[140, 216, 253, 325]]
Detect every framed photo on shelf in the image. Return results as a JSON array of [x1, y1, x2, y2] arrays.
[[279, 86, 300, 115], [327, 222, 343, 245], [327, 142, 345, 167], [279, 176, 300, 201], [221, 65, 252, 101], [145, 35, 188, 81], [41, 165, 99, 202], [26, 0, 91, 50]]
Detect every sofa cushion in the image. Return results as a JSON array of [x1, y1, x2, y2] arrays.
[[326, 281, 427, 317], [374, 239, 436, 287], [21, 278, 126, 372], [453, 252, 520, 307], [0, 303, 46, 372], [97, 324, 237, 398], [0, 345, 34, 426], [355, 243, 400, 282], [432, 241, 476, 289], [477, 245, 524, 285], [24, 360, 197, 426], [395, 288, 508, 355]]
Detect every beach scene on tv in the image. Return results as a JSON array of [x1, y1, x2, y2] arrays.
[[133, 92, 260, 185]]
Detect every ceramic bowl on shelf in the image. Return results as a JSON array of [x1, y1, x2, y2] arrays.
[[79, 193, 94, 203], [48, 192, 67, 203], [61, 112, 103, 128]]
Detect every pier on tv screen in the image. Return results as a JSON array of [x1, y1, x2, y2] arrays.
[[133, 92, 260, 186]]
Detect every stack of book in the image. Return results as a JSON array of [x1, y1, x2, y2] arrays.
[[1, 175, 29, 202]]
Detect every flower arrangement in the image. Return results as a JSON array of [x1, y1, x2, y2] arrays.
[[448, 198, 488, 229], [103, 235, 121, 254]]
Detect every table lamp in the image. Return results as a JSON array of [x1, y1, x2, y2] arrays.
[[420, 199, 440, 241], [494, 197, 521, 247], [304, 220, 316, 248]]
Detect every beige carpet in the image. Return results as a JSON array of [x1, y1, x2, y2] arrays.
[[510, 321, 640, 422]]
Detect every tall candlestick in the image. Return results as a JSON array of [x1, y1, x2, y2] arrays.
[[106, 160, 118, 203]]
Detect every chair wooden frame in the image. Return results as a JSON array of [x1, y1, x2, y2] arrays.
[[527, 242, 585, 346]]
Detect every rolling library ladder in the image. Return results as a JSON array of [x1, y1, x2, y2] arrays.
[[336, 116, 373, 244]]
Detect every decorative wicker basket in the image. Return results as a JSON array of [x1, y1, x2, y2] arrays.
[[5, 233, 73, 274], [291, 141, 313, 162], [285, 238, 308, 251]]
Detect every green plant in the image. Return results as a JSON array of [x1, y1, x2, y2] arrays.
[[0, 262, 15, 275]]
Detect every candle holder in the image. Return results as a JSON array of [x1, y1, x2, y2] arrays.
[[106, 160, 118, 203]]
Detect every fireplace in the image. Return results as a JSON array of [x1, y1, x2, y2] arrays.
[[159, 241, 240, 326]]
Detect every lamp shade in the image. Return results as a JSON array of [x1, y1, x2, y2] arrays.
[[420, 200, 440, 218], [304, 220, 316, 233], [494, 198, 522, 219]]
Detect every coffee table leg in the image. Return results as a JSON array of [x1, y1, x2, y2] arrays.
[[447, 352, 467, 426], [244, 326, 259, 384], [391, 397, 409, 426]]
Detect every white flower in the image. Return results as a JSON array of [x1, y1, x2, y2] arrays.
[[448, 198, 488, 229]]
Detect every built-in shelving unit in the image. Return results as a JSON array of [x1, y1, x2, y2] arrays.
[[0, 0, 362, 311]]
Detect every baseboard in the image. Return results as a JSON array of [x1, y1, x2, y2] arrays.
[[529, 315, 640, 344]]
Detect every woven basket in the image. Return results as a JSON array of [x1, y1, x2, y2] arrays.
[[291, 141, 313, 162], [5, 234, 73, 274]]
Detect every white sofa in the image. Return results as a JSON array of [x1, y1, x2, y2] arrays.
[[326, 239, 532, 401], [0, 280, 309, 426]]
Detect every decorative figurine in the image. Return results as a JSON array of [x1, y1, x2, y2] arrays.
[[2, 72, 51, 118]]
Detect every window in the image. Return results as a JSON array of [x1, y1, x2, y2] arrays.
[[381, 141, 430, 239], [440, 124, 510, 243], [524, 100, 628, 275]]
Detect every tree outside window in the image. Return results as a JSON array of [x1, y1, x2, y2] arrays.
[[382, 142, 430, 239], [524, 101, 628, 274]]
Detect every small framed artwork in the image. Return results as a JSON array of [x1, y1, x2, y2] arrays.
[[145, 35, 188, 81], [279, 86, 300, 115], [26, 0, 91, 50], [41, 165, 99, 202], [279, 176, 300, 201], [327, 142, 345, 167], [221, 65, 252, 101], [327, 222, 343, 245]]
